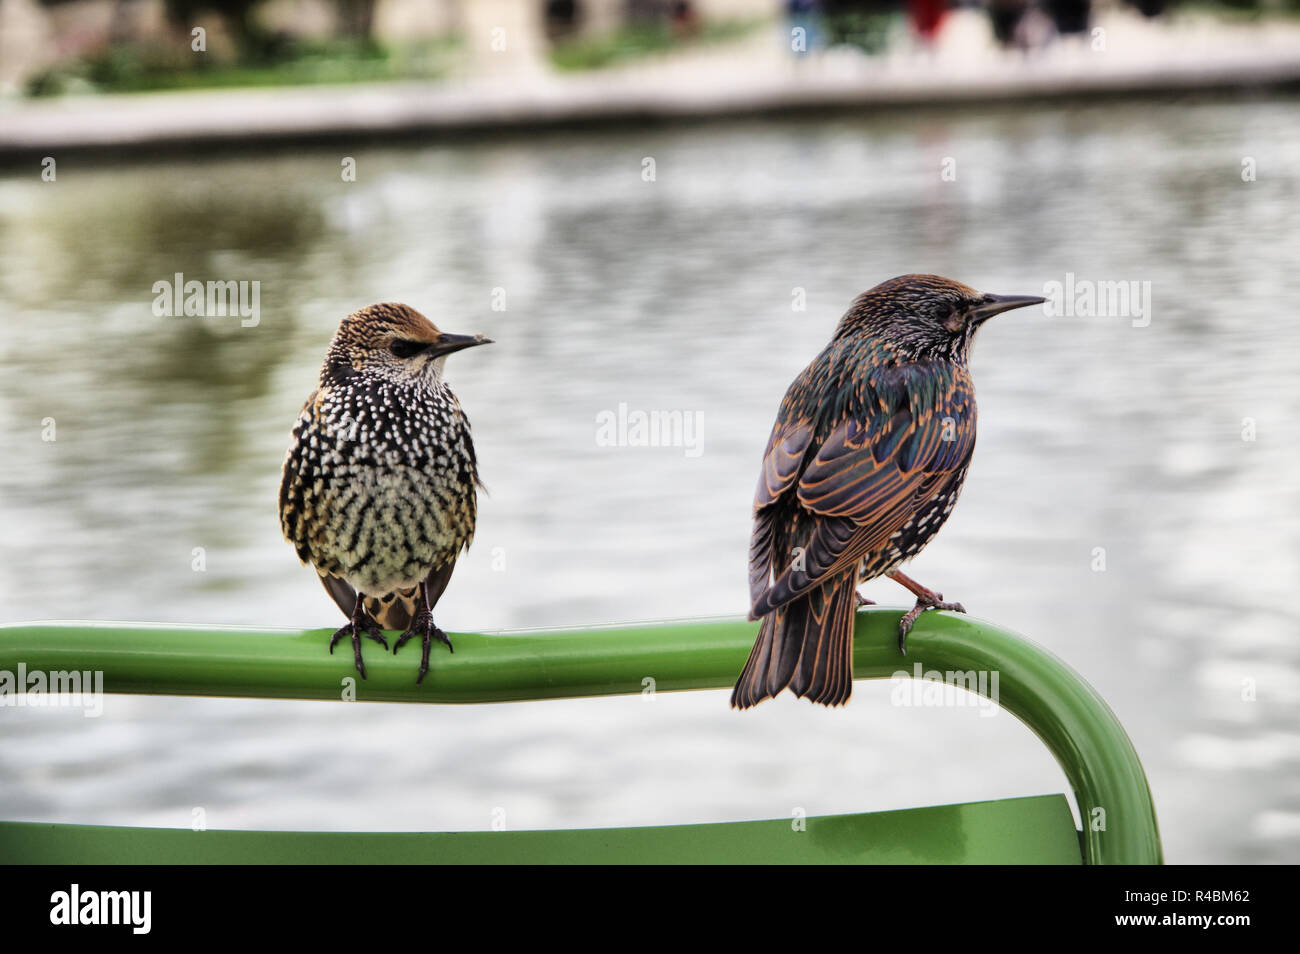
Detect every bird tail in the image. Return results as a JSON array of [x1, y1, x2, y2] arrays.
[[731, 570, 857, 709], [365, 587, 421, 631], [317, 561, 458, 632], [316, 573, 420, 631]]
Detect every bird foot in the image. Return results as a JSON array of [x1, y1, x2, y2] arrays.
[[898, 592, 966, 655], [393, 610, 453, 684], [855, 591, 877, 610], [329, 615, 387, 679]]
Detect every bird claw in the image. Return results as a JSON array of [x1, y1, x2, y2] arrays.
[[897, 594, 966, 654], [363, 623, 388, 650], [394, 611, 454, 684], [329, 616, 386, 679]]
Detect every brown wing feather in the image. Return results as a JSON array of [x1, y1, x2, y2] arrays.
[[748, 423, 814, 608], [754, 423, 814, 509], [750, 369, 976, 618]]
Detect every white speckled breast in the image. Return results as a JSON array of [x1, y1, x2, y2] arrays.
[[281, 375, 478, 595]]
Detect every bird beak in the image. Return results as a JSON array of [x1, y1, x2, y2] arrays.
[[426, 332, 493, 359], [969, 293, 1046, 324]]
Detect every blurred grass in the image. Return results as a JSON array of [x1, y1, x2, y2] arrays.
[[26, 34, 462, 97], [548, 18, 766, 72], [822, 11, 899, 55]]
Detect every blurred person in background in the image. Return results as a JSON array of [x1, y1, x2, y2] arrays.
[[787, 0, 826, 56], [671, 1, 702, 38], [909, 0, 950, 44], [987, 0, 1083, 51], [988, 0, 1030, 47], [1126, 0, 1170, 16], [1042, 0, 1091, 37]]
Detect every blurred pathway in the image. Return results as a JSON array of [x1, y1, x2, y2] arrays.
[[2, 9, 1298, 161]]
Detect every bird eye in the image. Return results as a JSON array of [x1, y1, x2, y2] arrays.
[[389, 339, 426, 359]]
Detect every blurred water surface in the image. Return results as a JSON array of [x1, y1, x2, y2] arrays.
[[2, 97, 1298, 863]]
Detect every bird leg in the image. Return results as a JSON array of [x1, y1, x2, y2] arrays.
[[887, 570, 966, 654], [393, 580, 454, 684], [329, 596, 388, 679]]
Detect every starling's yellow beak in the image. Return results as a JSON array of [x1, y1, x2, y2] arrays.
[[427, 333, 493, 358], [969, 293, 1046, 324]]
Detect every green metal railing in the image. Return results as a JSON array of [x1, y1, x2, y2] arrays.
[[0, 610, 1162, 864]]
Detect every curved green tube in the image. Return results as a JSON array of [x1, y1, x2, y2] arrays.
[[0, 610, 1161, 863]]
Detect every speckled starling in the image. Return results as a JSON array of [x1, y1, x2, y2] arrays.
[[279, 303, 491, 683], [733, 275, 1044, 709]]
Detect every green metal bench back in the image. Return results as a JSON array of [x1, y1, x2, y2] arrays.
[[0, 611, 1161, 864]]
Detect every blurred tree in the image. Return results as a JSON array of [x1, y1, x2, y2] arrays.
[[335, 0, 377, 38], [164, 0, 265, 48], [545, 0, 582, 41], [32, 0, 144, 44], [821, 0, 902, 54]]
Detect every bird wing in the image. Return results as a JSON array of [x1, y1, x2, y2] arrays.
[[749, 364, 976, 617], [747, 421, 814, 607], [278, 389, 320, 562]]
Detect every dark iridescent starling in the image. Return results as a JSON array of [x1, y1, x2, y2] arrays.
[[733, 275, 1044, 709], [279, 303, 491, 683]]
